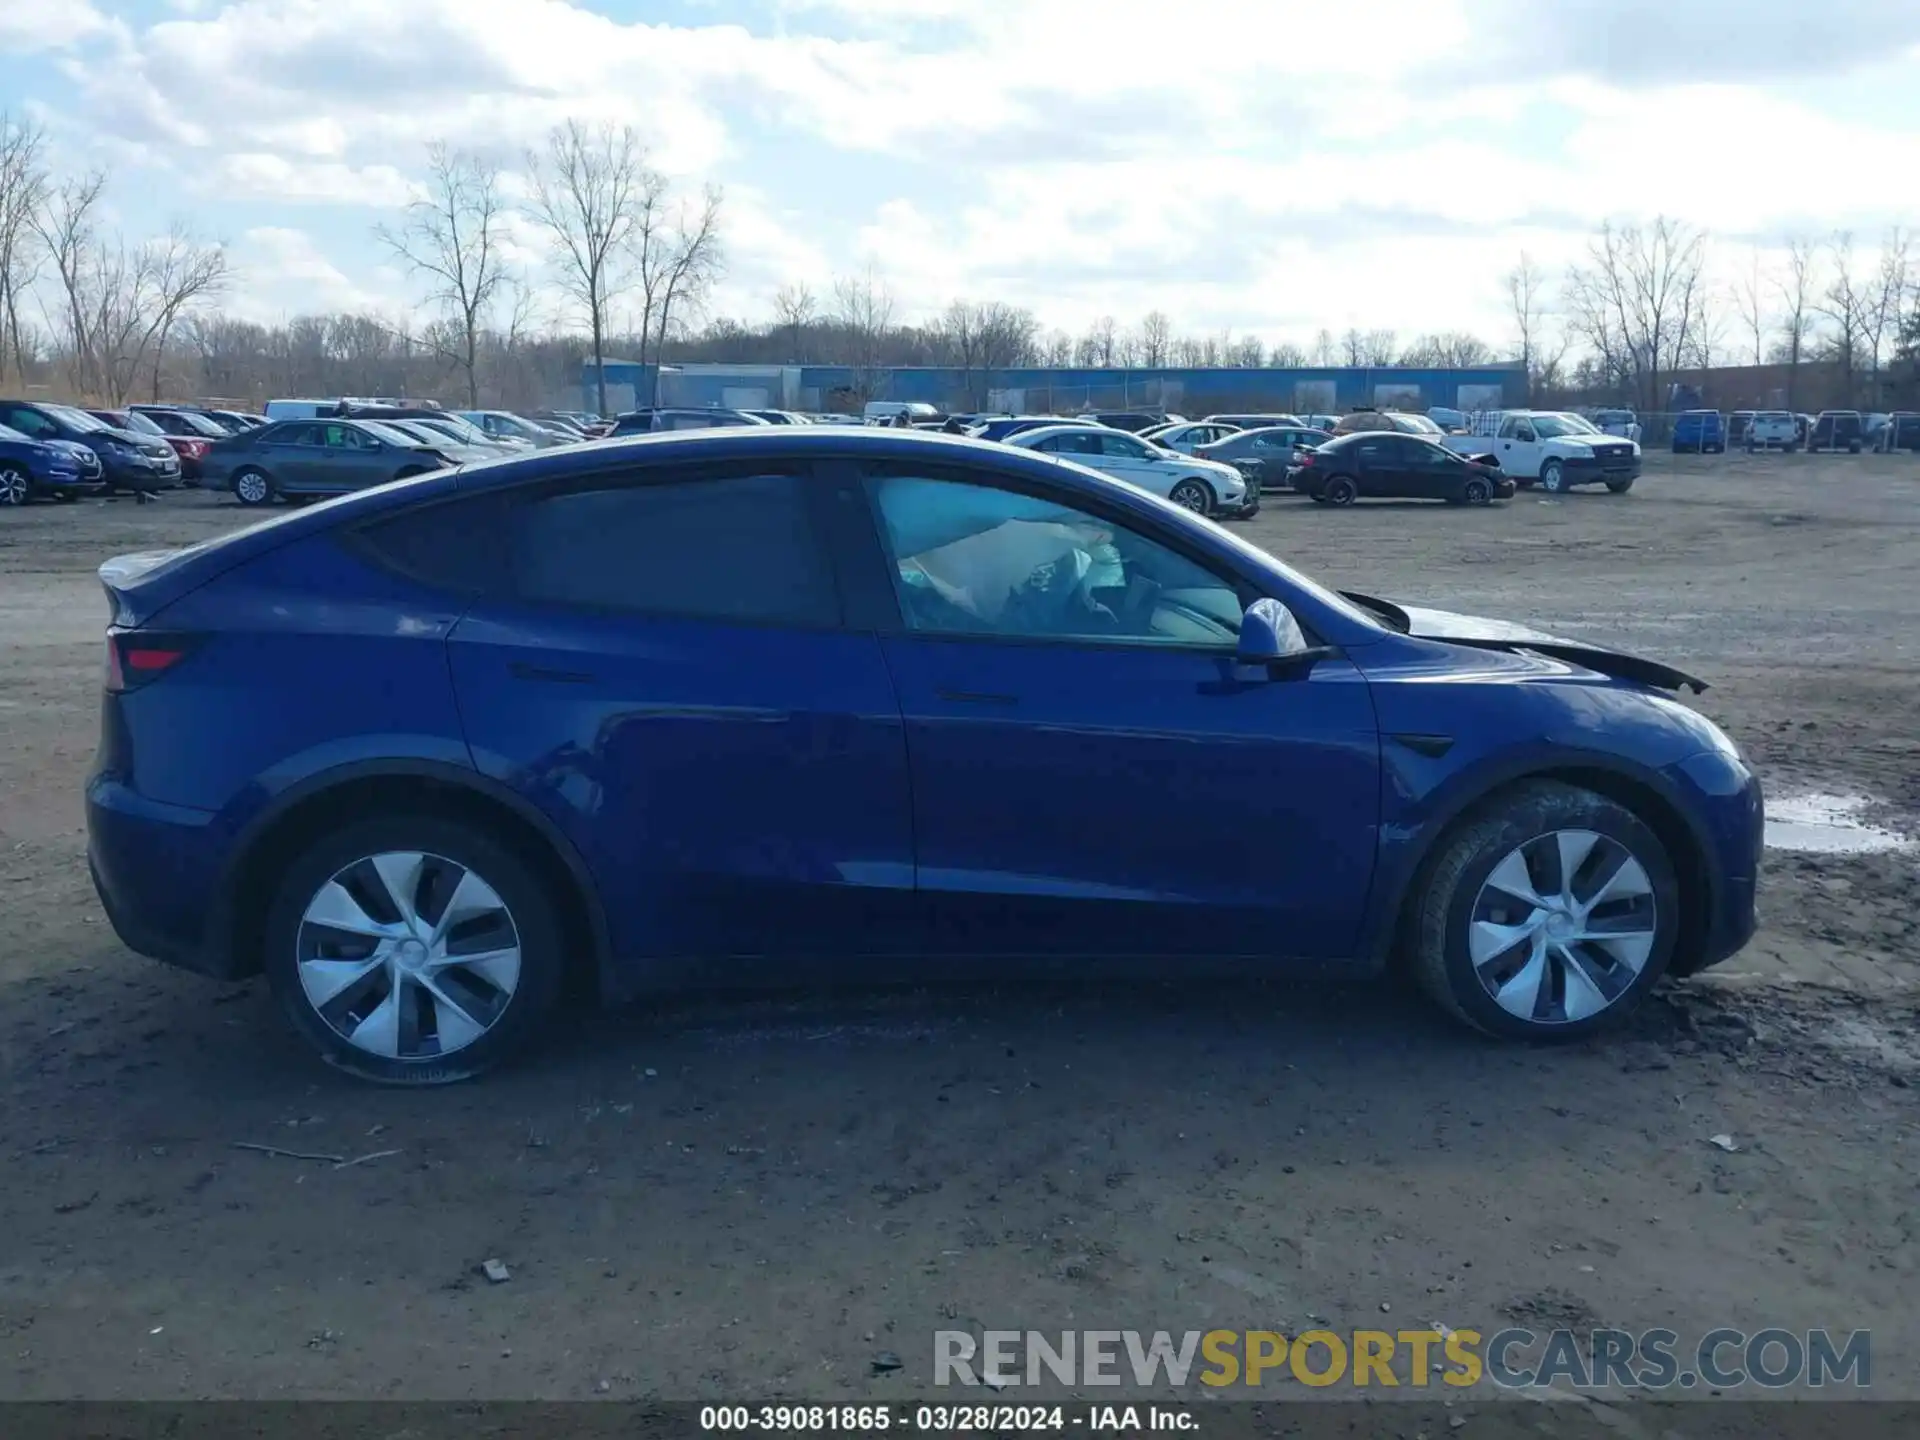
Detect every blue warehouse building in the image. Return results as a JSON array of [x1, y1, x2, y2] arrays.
[[581, 360, 1524, 419]]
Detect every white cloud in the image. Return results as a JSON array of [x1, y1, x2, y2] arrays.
[[15, 1, 1920, 343], [229, 226, 392, 318]]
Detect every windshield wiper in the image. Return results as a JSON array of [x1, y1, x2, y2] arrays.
[[1338, 589, 1411, 633]]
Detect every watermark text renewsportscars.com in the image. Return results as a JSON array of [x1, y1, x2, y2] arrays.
[[934, 1328, 1871, 1391]]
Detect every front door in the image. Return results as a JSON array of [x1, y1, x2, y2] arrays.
[[446, 463, 917, 968], [843, 465, 1381, 961]]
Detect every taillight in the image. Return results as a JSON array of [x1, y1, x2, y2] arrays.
[[105, 630, 195, 693], [177, 439, 209, 458]]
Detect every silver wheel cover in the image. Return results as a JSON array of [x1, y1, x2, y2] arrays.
[[1468, 829, 1657, 1025], [296, 850, 522, 1059], [236, 472, 268, 502], [0, 470, 26, 504], [1171, 481, 1208, 512]]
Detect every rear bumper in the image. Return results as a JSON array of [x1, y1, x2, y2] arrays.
[[86, 773, 236, 979]]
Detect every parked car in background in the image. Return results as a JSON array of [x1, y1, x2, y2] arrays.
[[203, 409, 269, 432], [1303, 414, 1340, 432], [1744, 412, 1799, 451], [1427, 407, 1467, 432], [0, 420, 108, 504], [1201, 412, 1305, 430], [744, 409, 811, 425], [1806, 411, 1865, 454], [606, 407, 769, 436], [1726, 411, 1755, 448], [1670, 410, 1727, 454], [1196, 426, 1335, 492], [1588, 409, 1643, 442], [130, 405, 234, 482], [87, 408, 166, 436], [379, 420, 500, 466], [1141, 421, 1242, 454], [1007, 423, 1254, 517], [1332, 409, 1446, 438], [454, 410, 570, 448], [0, 400, 181, 493], [1079, 410, 1184, 433], [529, 411, 590, 438], [201, 418, 455, 505], [1873, 412, 1920, 453], [1441, 411, 1641, 493], [968, 416, 1072, 442], [94, 407, 209, 481], [1293, 432, 1512, 506], [405, 414, 527, 457]]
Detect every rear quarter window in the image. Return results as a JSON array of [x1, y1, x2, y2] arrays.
[[348, 493, 510, 595]]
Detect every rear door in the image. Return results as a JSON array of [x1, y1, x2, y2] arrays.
[[263, 423, 326, 489], [445, 461, 917, 969]]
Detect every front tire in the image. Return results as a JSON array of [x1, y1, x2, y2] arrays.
[[262, 814, 566, 1084], [1461, 476, 1493, 506], [1605, 477, 1635, 494], [1168, 478, 1213, 514], [1539, 460, 1566, 493], [1410, 782, 1678, 1041], [233, 468, 274, 506], [1323, 475, 1358, 506], [0, 463, 29, 506]]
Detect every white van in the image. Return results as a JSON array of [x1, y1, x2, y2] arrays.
[[863, 401, 938, 426], [263, 399, 336, 421]]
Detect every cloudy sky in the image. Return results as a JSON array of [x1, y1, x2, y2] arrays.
[[4, 0, 1918, 349]]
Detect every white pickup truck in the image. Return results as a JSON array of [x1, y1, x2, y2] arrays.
[[1441, 411, 1642, 493]]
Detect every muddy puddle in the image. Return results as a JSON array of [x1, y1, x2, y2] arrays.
[[1765, 792, 1914, 855]]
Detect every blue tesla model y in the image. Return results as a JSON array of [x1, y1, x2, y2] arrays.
[[86, 428, 1761, 1082]]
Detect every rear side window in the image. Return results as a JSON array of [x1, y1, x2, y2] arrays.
[[508, 472, 840, 627], [351, 494, 509, 595]]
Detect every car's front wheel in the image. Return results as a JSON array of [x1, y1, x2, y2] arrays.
[[1410, 781, 1678, 1040], [1167, 478, 1213, 514], [1461, 476, 1493, 505], [1606, 477, 1635, 494], [262, 814, 566, 1083], [1539, 459, 1567, 492]]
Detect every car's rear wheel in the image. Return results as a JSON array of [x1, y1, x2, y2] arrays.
[[1539, 460, 1566, 492], [0, 464, 29, 506], [1168, 478, 1213, 514], [233, 468, 274, 506], [1323, 475, 1358, 506], [262, 814, 566, 1084], [1410, 782, 1678, 1041], [1461, 476, 1493, 505]]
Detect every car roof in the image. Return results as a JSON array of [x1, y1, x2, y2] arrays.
[[1004, 424, 1129, 444]]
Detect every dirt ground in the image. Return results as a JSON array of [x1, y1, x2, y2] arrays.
[[1, 451, 1917, 1408]]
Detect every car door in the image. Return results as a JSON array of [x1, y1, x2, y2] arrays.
[[1494, 418, 1541, 477], [836, 461, 1381, 961], [317, 422, 384, 490], [1096, 430, 1165, 494], [262, 423, 326, 489], [445, 462, 918, 968]]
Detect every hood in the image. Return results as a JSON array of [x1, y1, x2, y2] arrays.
[[1344, 593, 1708, 694]]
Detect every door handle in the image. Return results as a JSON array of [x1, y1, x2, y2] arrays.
[[935, 687, 1018, 706], [511, 662, 597, 685]]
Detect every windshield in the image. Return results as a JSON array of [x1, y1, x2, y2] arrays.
[[45, 404, 108, 433], [422, 416, 489, 443], [1529, 415, 1592, 439], [113, 411, 166, 435], [1397, 414, 1443, 434]]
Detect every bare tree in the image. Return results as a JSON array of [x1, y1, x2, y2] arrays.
[[1309, 329, 1335, 366], [832, 263, 894, 399], [1041, 328, 1073, 366], [35, 171, 111, 395], [1268, 340, 1307, 367], [1503, 252, 1546, 399], [772, 281, 815, 362], [1339, 327, 1365, 366], [1773, 236, 1819, 407], [1360, 329, 1398, 365], [1085, 315, 1117, 367], [525, 119, 651, 417], [1230, 334, 1265, 367], [1137, 309, 1172, 367], [0, 113, 49, 386], [1862, 228, 1910, 406], [1815, 231, 1871, 405], [140, 224, 231, 402], [376, 144, 507, 407], [1564, 217, 1707, 413], [648, 186, 725, 393], [1733, 247, 1770, 366]]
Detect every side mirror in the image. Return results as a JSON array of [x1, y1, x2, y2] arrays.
[[1236, 599, 1338, 680]]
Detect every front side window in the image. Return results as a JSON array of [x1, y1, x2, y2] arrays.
[[509, 471, 839, 626], [322, 424, 369, 449], [865, 475, 1244, 648], [1099, 432, 1151, 459], [2, 407, 54, 437]]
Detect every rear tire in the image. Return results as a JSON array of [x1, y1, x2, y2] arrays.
[[1410, 781, 1679, 1041], [1323, 475, 1358, 506], [233, 468, 274, 506], [262, 813, 567, 1084]]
